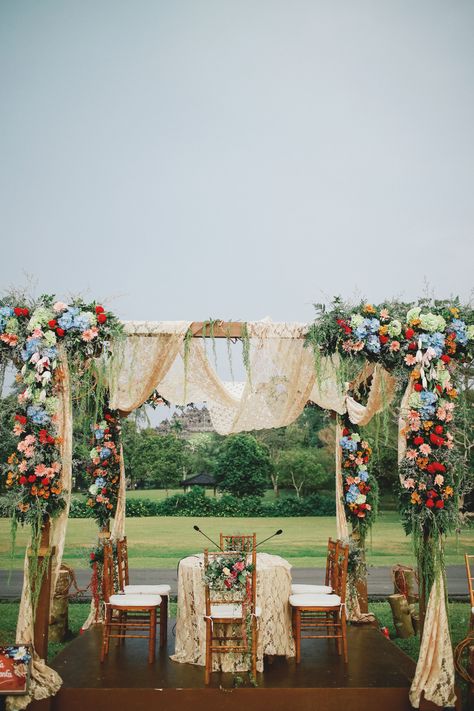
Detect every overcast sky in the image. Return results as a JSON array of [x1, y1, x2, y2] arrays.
[[1, 0, 473, 324]]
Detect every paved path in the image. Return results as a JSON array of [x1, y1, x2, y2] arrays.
[[0, 565, 468, 600]]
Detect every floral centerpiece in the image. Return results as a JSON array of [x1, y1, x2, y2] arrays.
[[203, 554, 254, 593]]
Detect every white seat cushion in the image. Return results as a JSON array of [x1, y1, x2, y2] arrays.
[[291, 584, 332, 595], [124, 584, 171, 596], [109, 593, 161, 608], [289, 593, 341, 608], [209, 603, 262, 619]]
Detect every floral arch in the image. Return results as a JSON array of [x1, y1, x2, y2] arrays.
[[0, 295, 473, 710]]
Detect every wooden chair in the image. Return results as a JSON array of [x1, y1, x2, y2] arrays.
[[204, 543, 259, 685], [454, 554, 474, 684], [100, 542, 161, 664], [219, 533, 257, 553], [289, 541, 349, 663], [291, 537, 338, 595], [465, 553, 474, 631], [116, 536, 171, 648]]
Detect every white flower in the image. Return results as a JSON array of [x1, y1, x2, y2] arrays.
[[467, 325, 474, 341], [387, 319, 402, 337], [350, 314, 364, 329], [406, 306, 421, 323], [44, 330, 57, 346], [222, 567, 231, 576], [89, 484, 98, 496], [355, 494, 366, 504], [419, 312, 446, 333], [53, 301, 68, 313]]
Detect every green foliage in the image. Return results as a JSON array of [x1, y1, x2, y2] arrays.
[[215, 434, 272, 498], [122, 421, 189, 490], [276, 448, 330, 498], [61, 487, 336, 518]]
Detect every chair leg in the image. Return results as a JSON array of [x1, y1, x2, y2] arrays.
[[205, 619, 212, 685], [252, 617, 258, 679], [334, 611, 341, 655], [341, 607, 348, 663], [295, 609, 301, 664], [148, 608, 156, 664], [160, 596, 168, 649], [101, 608, 110, 662]]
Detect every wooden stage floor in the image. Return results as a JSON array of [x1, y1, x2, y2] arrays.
[[28, 621, 455, 711]]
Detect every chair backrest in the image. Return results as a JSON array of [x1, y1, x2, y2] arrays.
[[204, 546, 257, 616], [326, 538, 339, 588], [465, 554, 474, 608], [102, 542, 115, 604], [333, 541, 349, 604], [117, 536, 129, 590], [219, 533, 257, 554]]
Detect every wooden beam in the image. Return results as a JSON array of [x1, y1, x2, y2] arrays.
[[190, 322, 246, 338]]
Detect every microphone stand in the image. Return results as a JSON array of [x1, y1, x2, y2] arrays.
[[256, 529, 283, 548], [193, 525, 223, 551]]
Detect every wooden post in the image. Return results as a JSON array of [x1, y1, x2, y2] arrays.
[[32, 518, 54, 661], [351, 529, 369, 613]]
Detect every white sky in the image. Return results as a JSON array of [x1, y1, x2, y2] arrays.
[[1, 0, 473, 323]]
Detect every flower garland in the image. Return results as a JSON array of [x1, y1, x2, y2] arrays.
[[85, 407, 122, 528], [203, 553, 254, 592], [339, 418, 377, 534], [1, 296, 122, 532], [307, 299, 474, 536]]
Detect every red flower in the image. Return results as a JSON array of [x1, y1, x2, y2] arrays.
[[102, 487, 107, 494], [342, 428, 350, 436], [427, 489, 438, 499], [426, 464, 436, 474], [430, 433, 444, 447], [408, 341, 417, 351], [56, 328, 65, 337], [433, 462, 446, 473], [22, 308, 29, 317], [41, 477, 50, 487], [425, 498, 435, 508], [95, 305, 104, 314], [435, 499, 445, 509], [19, 475, 27, 485], [413, 436, 424, 446], [405, 328, 415, 339], [48, 319, 57, 328], [14, 307, 23, 316], [414, 383, 423, 392], [15, 414, 27, 425], [90, 552, 95, 560], [440, 354, 450, 364], [434, 425, 443, 435], [379, 335, 389, 345], [28, 474, 36, 483], [436, 384, 443, 393], [97, 313, 107, 324]]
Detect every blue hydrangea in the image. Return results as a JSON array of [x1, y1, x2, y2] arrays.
[[419, 332, 445, 357], [95, 477, 106, 487], [449, 319, 468, 346], [358, 470, 369, 482], [26, 405, 50, 425], [0, 306, 14, 333], [57, 311, 76, 330], [420, 391, 437, 406], [340, 436, 358, 452], [346, 484, 360, 503], [73, 312, 92, 331], [21, 338, 41, 362], [95, 429, 104, 440], [42, 347, 58, 361], [100, 447, 111, 460], [366, 335, 381, 353]]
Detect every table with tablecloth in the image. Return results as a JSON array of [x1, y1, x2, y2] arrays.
[[171, 552, 295, 672]]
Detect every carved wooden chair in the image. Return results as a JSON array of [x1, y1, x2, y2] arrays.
[[116, 536, 171, 648], [219, 533, 257, 553], [100, 542, 161, 664], [289, 540, 349, 663], [291, 537, 339, 595], [204, 542, 259, 685]]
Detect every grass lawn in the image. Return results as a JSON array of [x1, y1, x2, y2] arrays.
[[0, 512, 472, 570], [0, 600, 470, 665]]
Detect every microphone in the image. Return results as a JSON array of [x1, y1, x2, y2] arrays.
[[193, 525, 223, 550], [256, 529, 283, 548]]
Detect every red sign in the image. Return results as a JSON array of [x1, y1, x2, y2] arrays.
[[0, 646, 31, 695]]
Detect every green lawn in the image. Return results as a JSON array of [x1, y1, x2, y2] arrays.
[[1, 512, 472, 570]]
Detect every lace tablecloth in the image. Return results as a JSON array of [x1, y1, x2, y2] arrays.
[[171, 552, 295, 672]]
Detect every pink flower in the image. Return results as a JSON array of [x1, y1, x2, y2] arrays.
[[30, 328, 44, 339], [418, 482, 427, 490], [0, 333, 18, 346], [53, 301, 68, 313], [35, 463, 47, 476], [434, 474, 444, 486], [355, 457, 363, 466], [404, 354, 417, 366], [342, 341, 354, 353], [419, 444, 431, 456], [389, 340, 400, 352], [403, 478, 415, 489], [346, 477, 355, 485], [365, 503, 372, 510], [353, 341, 365, 352], [18, 460, 28, 473], [406, 449, 418, 460], [361, 441, 369, 449], [50, 461, 61, 473], [380, 309, 390, 321], [233, 561, 245, 572], [81, 327, 99, 342], [13, 423, 24, 436]]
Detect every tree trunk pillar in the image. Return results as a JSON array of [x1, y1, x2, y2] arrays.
[[351, 529, 368, 613], [32, 518, 54, 661]]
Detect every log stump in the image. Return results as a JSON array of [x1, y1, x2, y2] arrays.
[[49, 566, 70, 643], [387, 593, 415, 638]]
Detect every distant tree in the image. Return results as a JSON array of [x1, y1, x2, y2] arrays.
[[215, 433, 272, 498], [276, 448, 329, 498]]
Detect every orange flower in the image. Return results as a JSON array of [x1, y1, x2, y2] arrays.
[[411, 492, 421, 504], [444, 486, 454, 498], [31, 485, 38, 496], [416, 457, 428, 469], [449, 307, 459, 318], [363, 303, 376, 314], [423, 421, 433, 431], [379, 325, 388, 335]]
